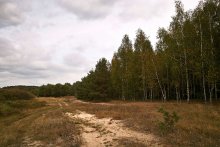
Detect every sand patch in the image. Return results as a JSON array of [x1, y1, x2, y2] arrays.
[[66, 110, 162, 146]]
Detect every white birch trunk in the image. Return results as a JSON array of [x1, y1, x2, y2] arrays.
[[152, 58, 166, 101]]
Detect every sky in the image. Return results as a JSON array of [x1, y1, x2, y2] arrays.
[[0, 0, 200, 87]]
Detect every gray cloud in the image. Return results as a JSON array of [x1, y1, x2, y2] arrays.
[[117, 0, 171, 21], [0, 1, 24, 28], [64, 51, 89, 68], [0, 38, 15, 56], [0, 37, 52, 80], [58, 0, 117, 19], [0, 35, 87, 86]]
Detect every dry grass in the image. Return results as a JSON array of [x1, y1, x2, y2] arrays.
[[118, 138, 147, 147], [66, 99, 220, 147], [30, 109, 81, 147], [0, 98, 81, 147], [1, 97, 219, 147]]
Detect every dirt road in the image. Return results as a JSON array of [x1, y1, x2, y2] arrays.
[[1, 97, 162, 147], [37, 97, 162, 146]]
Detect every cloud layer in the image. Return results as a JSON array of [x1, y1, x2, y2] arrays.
[[0, 0, 200, 87], [59, 0, 117, 19], [0, 1, 24, 27]]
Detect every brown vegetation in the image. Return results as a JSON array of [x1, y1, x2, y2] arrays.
[[67, 98, 220, 147], [0, 98, 81, 147], [1, 96, 219, 146]]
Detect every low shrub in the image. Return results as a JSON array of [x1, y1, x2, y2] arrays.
[[0, 100, 46, 117], [0, 89, 35, 100], [158, 107, 180, 135]]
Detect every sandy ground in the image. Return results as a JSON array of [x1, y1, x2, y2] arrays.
[[23, 137, 44, 147], [73, 99, 115, 106], [66, 110, 162, 147], [26, 97, 162, 146], [3, 97, 218, 147]]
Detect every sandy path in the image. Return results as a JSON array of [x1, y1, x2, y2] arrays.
[[73, 99, 115, 106], [23, 137, 44, 147], [66, 110, 162, 147]]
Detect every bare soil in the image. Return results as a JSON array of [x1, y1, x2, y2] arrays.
[[66, 110, 161, 147]]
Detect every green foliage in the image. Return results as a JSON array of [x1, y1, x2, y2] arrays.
[[158, 108, 180, 135], [114, 35, 134, 100], [74, 0, 220, 102], [38, 83, 74, 97], [108, 0, 220, 102], [74, 58, 111, 101], [0, 88, 46, 117], [0, 100, 46, 117], [3, 86, 40, 96], [0, 89, 36, 100]]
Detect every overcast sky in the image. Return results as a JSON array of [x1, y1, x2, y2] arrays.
[[0, 0, 200, 87]]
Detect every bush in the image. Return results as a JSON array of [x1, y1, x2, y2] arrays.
[[158, 107, 180, 135], [0, 100, 46, 117], [0, 89, 35, 100], [0, 103, 19, 116]]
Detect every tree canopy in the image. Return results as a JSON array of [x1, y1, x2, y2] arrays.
[[74, 0, 220, 102]]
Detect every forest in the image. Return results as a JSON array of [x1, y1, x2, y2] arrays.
[[13, 0, 220, 103], [73, 0, 220, 103]]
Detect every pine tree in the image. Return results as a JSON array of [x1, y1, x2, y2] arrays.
[[117, 35, 133, 100]]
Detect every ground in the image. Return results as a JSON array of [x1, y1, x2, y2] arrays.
[[0, 97, 220, 147]]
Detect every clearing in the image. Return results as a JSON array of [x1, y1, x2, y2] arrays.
[[1, 97, 220, 146]]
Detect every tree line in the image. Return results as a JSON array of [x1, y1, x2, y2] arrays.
[[74, 0, 220, 103], [38, 83, 75, 97], [2, 84, 75, 98]]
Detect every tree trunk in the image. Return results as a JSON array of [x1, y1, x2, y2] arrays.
[[183, 48, 190, 103], [176, 87, 179, 103], [215, 82, 217, 100], [200, 18, 207, 103], [146, 88, 148, 100], [208, 12, 216, 103], [166, 64, 170, 99], [122, 78, 125, 101], [142, 73, 146, 101], [180, 27, 190, 102], [209, 83, 214, 104], [209, 13, 214, 58], [150, 88, 153, 101], [152, 58, 166, 101], [141, 54, 146, 101], [164, 88, 167, 102], [193, 74, 196, 99]]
